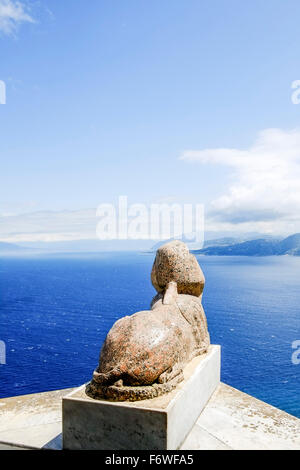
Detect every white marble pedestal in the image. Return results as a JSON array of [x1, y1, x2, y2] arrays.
[[62, 345, 221, 450]]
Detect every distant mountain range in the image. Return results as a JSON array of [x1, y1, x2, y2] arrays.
[[2, 233, 300, 257], [192, 233, 300, 256], [149, 234, 280, 253]]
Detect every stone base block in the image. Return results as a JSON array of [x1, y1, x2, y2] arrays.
[[62, 345, 221, 450]]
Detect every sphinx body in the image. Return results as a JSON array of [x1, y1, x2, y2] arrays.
[[86, 241, 210, 401]]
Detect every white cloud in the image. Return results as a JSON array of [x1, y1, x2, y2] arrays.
[[0, 0, 34, 35], [0, 209, 99, 242], [180, 128, 300, 234]]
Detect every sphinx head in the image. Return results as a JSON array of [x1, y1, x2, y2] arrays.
[[151, 240, 205, 298]]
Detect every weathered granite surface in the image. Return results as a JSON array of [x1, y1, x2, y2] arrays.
[[86, 240, 210, 401], [151, 240, 205, 297]]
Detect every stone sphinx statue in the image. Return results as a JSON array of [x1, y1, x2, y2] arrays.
[[86, 240, 210, 401]]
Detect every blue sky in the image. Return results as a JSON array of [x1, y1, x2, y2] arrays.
[[1, 0, 300, 241]]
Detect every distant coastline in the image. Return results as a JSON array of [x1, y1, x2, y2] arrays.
[[2, 232, 300, 257], [192, 233, 300, 257]]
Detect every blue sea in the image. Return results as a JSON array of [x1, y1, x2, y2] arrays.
[[0, 253, 299, 418]]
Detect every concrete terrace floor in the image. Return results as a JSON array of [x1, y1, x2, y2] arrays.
[[0, 383, 299, 450]]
